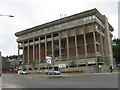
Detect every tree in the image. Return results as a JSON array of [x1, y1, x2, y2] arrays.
[[112, 38, 120, 64], [9, 55, 18, 59], [113, 38, 120, 44], [69, 60, 77, 67], [31, 60, 36, 73], [32, 60, 36, 68], [10, 59, 19, 69]]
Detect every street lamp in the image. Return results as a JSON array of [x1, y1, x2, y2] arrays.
[[0, 14, 14, 17]]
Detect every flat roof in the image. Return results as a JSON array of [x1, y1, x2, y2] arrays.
[[15, 8, 113, 37]]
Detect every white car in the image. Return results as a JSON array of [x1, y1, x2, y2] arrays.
[[36, 70, 43, 74], [18, 70, 27, 75], [45, 70, 61, 75]]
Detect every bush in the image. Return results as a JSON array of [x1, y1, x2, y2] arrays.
[[69, 60, 77, 67]]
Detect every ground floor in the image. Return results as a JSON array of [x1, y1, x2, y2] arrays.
[[20, 57, 110, 73]]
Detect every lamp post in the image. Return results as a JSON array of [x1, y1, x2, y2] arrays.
[[0, 14, 14, 17]]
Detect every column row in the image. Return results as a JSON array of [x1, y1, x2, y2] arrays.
[[18, 31, 103, 65]]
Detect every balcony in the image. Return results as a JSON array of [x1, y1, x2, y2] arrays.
[[17, 15, 105, 42]]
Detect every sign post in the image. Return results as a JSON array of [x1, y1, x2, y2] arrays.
[[46, 56, 52, 79]]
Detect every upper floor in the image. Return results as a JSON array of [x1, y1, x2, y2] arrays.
[[15, 8, 114, 42]]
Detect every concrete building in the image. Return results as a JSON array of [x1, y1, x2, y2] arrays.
[[0, 51, 2, 74], [15, 8, 114, 73]]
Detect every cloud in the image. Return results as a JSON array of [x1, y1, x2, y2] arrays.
[[0, 0, 118, 56]]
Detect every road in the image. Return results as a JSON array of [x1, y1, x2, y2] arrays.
[[2, 73, 119, 88]]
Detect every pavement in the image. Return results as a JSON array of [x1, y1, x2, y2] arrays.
[[2, 71, 119, 80], [0, 74, 23, 89], [1, 71, 118, 88], [2, 81, 22, 88]]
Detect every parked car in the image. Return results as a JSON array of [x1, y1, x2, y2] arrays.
[[45, 70, 61, 75], [18, 70, 27, 75], [36, 70, 43, 74], [117, 64, 120, 67]]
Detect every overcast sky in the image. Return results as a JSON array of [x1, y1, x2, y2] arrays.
[[0, 0, 119, 57]]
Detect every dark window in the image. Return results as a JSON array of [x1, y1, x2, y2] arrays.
[[40, 36, 45, 40], [29, 39, 33, 43], [46, 35, 51, 38], [35, 38, 39, 41], [78, 64, 86, 67], [29, 68, 32, 70], [53, 33, 58, 37]]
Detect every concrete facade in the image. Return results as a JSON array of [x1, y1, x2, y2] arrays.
[[0, 51, 2, 74], [15, 8, 114, 73]]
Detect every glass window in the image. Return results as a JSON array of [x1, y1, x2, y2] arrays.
[[89, 16, 92, 20], [44, 28, 48, 32], [92, 15, 96, 19]]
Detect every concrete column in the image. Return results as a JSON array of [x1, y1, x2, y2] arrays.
[[93, 31, 97, 55], [45, 35, 47, 57], [83, 33, 88, 65], [51, 33, 54, 57], [33, 39, 35, 61], [100, 28, 104, 58], [59, 32, 61, 61], [74, 28, 78, 59], [103, 16, 113, 66], [83, 25, 88, 65], [22, 41, 25, 64], [26, 40, 29, 71], [66, 30, 69, 60], [27, 40, 30, 65], [93, 31, 99, 72], [18, 43, 20, 64], [35, 44, 38, 66], [39, 37, 41, 68]]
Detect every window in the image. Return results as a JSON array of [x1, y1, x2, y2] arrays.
[[53, 33, 58, 37], [92, 15, 96, 19], [40, 36, 45, 40], [44, 28, 48, 32], [46, 34, 51, 38]]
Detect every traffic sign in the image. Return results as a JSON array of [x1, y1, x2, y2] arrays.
[[46, 56, 52, 64]]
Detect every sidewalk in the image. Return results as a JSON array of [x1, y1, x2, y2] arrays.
[[1, 73, 23, 88], [2, 82, 21, 88], [3, 71, 119, 81], [19, 73, 63, 80], [0, 81, 22, 88]]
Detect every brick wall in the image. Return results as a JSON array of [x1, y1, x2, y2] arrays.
[[86, 33, 95, 53], [29, 46, 33, 62], [35, 44, 39, 61], [77, 35, 85, 55], [40, 43, 45, 60], [47, 41, 52, 56], [69, 37, 76, 56], [24, 47, 28, 63]]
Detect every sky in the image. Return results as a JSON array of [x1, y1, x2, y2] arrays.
[[0, 0, 119, 57]]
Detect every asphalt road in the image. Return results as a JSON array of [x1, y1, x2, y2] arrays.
[[2, 73, 119, 88]]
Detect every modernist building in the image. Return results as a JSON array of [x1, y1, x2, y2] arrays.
[[0, 51, 2, 74], [15, 8, 114, 72]]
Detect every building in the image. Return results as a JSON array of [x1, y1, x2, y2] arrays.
[[15, 8, 114, 73], [0, 51, 2, 74], [2, 57, 10, 73]]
